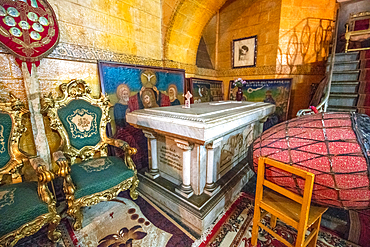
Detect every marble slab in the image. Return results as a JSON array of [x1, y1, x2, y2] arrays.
[[126, 101, 275, 144]]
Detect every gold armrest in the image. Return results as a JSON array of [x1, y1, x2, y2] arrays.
[[29, 157, 55, 204], [52, 151, 71, 177], [107, 138, 137, 171]]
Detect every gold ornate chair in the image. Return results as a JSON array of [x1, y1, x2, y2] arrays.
[[42, 79, 139, 230], [0, 94, 61, 247]]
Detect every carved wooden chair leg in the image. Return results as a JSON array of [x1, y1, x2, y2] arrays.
[[130, 176, 139, 200], [270, 214, 277, 228], [251, 206, 261, 246], [72, 207, 84, 230], [47, 215, 62, 242]]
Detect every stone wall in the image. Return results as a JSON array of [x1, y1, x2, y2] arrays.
[[0, 0, 337, 158]]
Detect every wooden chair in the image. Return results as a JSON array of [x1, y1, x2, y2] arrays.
[[42, 79, 139, 230], [0, 94, 61, 246], [345, 11, 370, 53], [251, 157, 328, 247]]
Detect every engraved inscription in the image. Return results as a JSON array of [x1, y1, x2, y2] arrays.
[[159, 146, 182, 171]]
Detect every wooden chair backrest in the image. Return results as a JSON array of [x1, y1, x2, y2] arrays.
[[256, 157, 315, 228]]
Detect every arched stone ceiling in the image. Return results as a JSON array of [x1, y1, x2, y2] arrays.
[[163, 0, 229, 65]]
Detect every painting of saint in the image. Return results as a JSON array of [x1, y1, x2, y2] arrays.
[[114, 84, 130, 128], [168, 84, 180, 106], [99, 62, 185, 171]]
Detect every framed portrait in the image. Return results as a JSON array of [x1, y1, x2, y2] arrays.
[[232, 35, 257, 68], [98, 61, 185, 170], [187, 78, 223, 103], [228, 78, 292, 130]]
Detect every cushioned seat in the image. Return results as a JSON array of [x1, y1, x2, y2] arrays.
[[71, 156, 135, 199], [0, 182, 49, 237], [43, 79, 139, 230], [0, 95, 60, 247]]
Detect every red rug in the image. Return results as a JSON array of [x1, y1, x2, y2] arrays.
[[193, 193, 360, 247]]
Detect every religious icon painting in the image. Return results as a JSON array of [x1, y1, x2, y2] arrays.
[[98, 61, 186, 171], [98, 61, 185, 133], [0, 0, 59, 63], [187, 78, 224, 104], [232, 35, 257, 68], [228, 78, 292, 130]]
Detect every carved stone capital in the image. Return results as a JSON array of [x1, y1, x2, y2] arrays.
[[206, 137, 223, 149], [174, 139, 194, 151], [259, 116, 269, 123], [143, 130, 156, 139]]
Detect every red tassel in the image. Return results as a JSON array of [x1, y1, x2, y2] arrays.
[[309, 106, 319, 114], [15, 59, 40, 74]]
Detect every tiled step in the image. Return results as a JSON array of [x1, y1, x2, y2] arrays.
[[332, 71, 360, 81], [330, 81, 359, 94], [327, 106, 357, 112], [331, 52, 359, 62], [328, 93, 358, 107], [332, 61, 359, 72]]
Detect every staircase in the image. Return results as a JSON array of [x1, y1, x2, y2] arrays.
[[327, 52, 360, 112]]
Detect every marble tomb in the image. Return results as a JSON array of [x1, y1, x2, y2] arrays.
[[126, 101, 275, 236]]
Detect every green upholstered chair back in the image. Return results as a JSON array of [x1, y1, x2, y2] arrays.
[[0, 95, 27, 177], [43, 80, 112, 163], [58, 99, 102, 150], [0, 112, 12, 168]]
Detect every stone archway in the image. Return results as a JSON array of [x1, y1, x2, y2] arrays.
[[163, 0, 228, 65]]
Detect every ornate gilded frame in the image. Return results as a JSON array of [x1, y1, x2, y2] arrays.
[[43, 79, 139, 230], [0, 96, 61, 247], [0, 94, 28, 183], [345, 11, 370, 53]]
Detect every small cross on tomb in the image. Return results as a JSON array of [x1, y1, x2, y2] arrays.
[[183, 91, 192, 109]]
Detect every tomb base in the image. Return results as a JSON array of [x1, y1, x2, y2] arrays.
[[137, 159, 254, 237]]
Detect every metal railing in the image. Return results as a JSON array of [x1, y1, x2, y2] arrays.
[[296, 11, 340, 117]]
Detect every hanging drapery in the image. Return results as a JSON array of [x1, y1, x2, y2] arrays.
[[0, 0, 59, 167]]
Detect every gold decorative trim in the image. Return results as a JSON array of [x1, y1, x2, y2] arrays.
[[0, 201, 61, 247], [66, 175, 139, 230], [0, 94, 28, 181], [42, 79, 112, 163], [44, 79, 139, 230], [0, 95, 61, 246]]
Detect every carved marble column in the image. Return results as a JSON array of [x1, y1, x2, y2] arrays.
[[259, 116, 269, 135], [204, 137, 223, 196], [143, 130, 160, 179], [174, 139, 194, 198], [22, 63, 51, 167]]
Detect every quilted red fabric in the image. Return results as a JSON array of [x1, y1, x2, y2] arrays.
[[0, 0, 59, 62], [252, 112, 370, 209]]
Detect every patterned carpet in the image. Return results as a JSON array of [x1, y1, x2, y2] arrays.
[[14, 191, 194, 247], [13, 191, 361, 247], [192, 193, 361, 247]]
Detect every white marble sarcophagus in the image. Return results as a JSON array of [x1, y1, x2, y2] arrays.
[[126, 101, 275, 236]]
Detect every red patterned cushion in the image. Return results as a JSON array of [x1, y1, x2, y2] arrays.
[[252, 112, 370, 209]]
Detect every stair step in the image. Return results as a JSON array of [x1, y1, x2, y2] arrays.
[[330, 82, 359, 93], [328, 94, 358, 107], [332, 61, 360, 71], [330, 93, 358, 98], [332, 71, 360, 81], [327, 106, 357, 112], [332, 52, 359, 62]]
